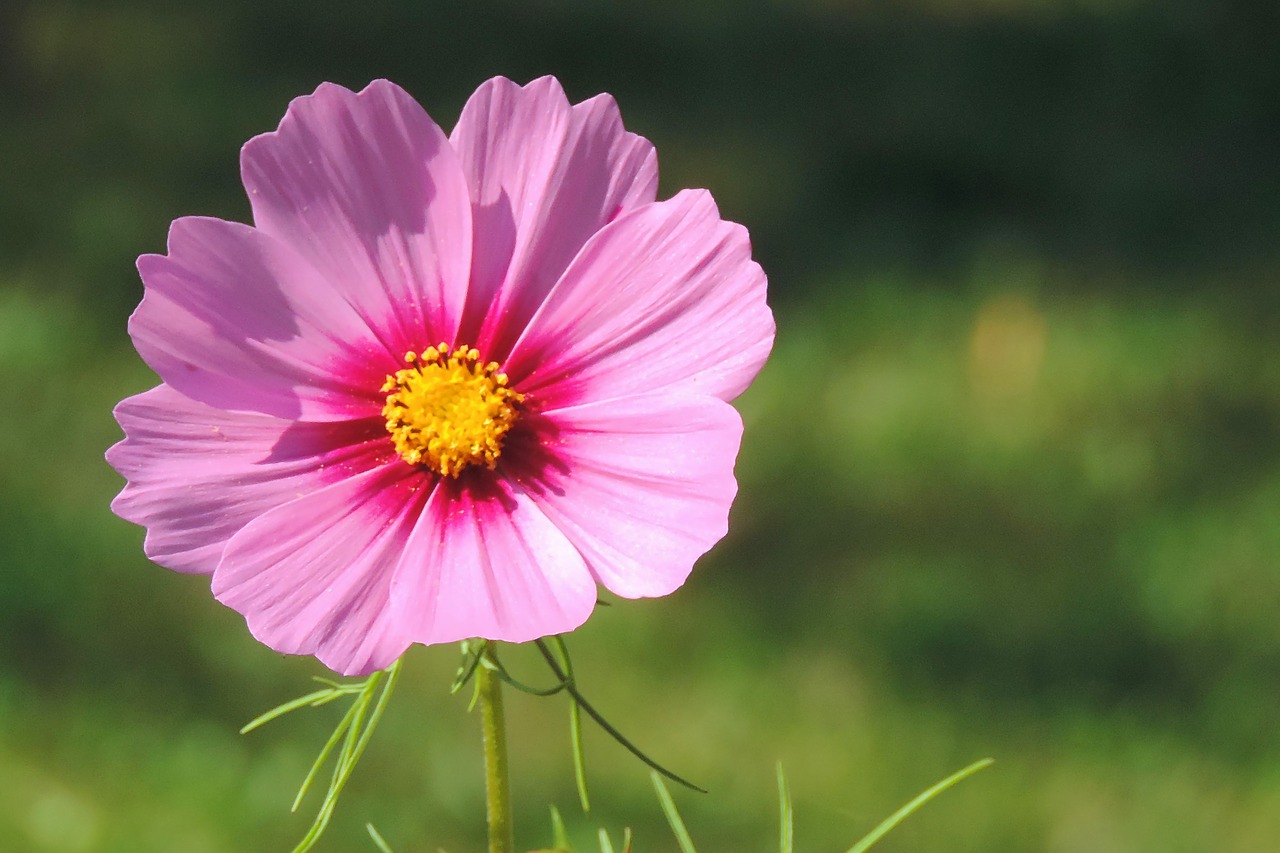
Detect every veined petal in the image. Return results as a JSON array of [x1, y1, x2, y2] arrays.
[[389, 476, 597, 645], [112, 77, 773, 677], [132, 216, 393, 420], [241, 79, 472, 353], [108, 384, 390, 575], [212, 463, 428, 677], [450, 76, 658, 355], [521, 394, 743, 598], [506, 189, 774, 406]]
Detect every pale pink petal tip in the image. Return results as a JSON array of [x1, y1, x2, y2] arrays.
[[507, 188, 774, 405], [211, 466, 423, 676], [108, 385, 384, 575], [531, 394, 746, 600]]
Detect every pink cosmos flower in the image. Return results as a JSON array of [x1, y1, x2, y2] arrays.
[[107, 77, 774, 676]]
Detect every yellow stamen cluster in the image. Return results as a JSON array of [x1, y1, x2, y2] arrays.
[[381, 343, 524, 477]]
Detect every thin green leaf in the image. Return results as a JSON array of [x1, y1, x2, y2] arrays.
[[620, 827, 632, 853], [240, 688, 339, 734], [333, 686, 374, 781], [539, 637, 590, 813], [485, 653, 570, 697], [344, 662, 400, 774], [550, 635, 576, 681], [322, 662, 400, 812], [777, 762, 793, 853], [281, 661, 402, 853], [291, 801, 336, 851], [495, 671, 568, 696], [366, 823, 394, 853], [289, 723, 358, 848], [291, 691, 363, 812], [290, 697, 371, 850], [845, 757, 994, 853], [570, 692, 590, 813], [545, 637, 592, 813], [549, 804, 572, 851], [597, 828, 615, 853], [651, 772, 698, 853], [467, 666, 482, 712], [336, 669, 384, 776], [451, 640, 487, 694], [536, 639, 706, 794]]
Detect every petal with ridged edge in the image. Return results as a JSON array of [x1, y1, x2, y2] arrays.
[[212, 463, 429, 676], [450, 75, 657, 354], [108, 384, 390, 575], [505, 189, 774, 407], [519, 393, 743, 598], [132, 216, 394, 420], [389, 474, 597, 646], [241, 79, 472, 355]]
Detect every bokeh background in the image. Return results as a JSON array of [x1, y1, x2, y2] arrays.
[[4, 1, 1280, 850]]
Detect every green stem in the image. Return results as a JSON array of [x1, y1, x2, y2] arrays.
[[478, 644, 514, 853]]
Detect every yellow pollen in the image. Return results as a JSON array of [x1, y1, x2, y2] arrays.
[[381, 343, 524, 477]]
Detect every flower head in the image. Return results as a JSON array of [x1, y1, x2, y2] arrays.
[[107, 77, 774, 675]]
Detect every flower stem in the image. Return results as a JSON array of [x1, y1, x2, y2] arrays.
[[478, 643, 514, 853]]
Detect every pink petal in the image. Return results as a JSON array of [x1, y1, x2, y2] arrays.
[[212, 463, 427, 676], [449, 76, 658, 355], [132, 216, 395, 420], [389, 475, 597, 645], [505, 189, 774, 407], [108, 385, 388, 574], [518, 394, 743, 598], [241, 80, 472, 353]]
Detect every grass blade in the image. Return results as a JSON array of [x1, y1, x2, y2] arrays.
[[549, 804, 572, 851], [366, 823, 394, 853], [845, 757, 994, 853], [777, 762, 794, 853], [651, 772, 698, 853]]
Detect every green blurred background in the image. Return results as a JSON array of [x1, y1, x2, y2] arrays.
[[4, 0, 1280, 850]]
